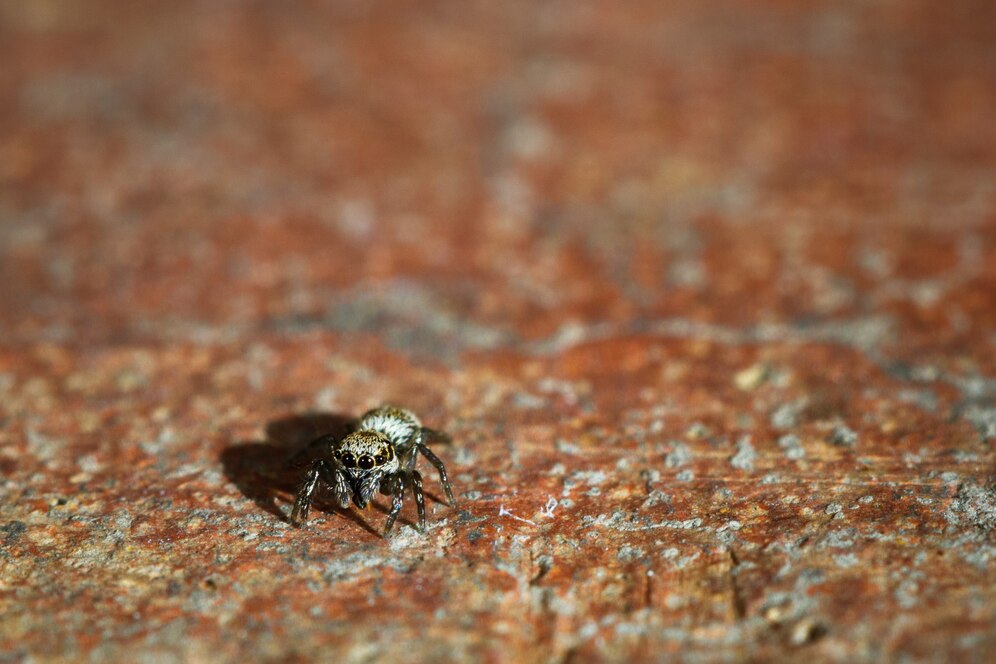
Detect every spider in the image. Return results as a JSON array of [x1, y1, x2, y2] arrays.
[[289, 406, 455, 535]]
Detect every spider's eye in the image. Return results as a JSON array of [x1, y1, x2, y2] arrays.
[[374, 454, 386, 465], [358, 455, 374, 470], [341, 452, 356, 468]]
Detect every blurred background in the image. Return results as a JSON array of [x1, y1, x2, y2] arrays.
[[2, 1, 992, 364], [1, 1, 993, 662]]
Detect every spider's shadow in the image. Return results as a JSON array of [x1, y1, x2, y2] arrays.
[[221, 411, 390, 537]]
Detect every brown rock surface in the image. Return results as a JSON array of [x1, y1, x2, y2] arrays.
[[1, 1, 994, 662]]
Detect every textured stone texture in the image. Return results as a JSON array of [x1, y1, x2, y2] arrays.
[[1, 1, 994, 662]]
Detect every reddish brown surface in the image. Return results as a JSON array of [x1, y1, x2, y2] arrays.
[[1, 1, 994, 662]]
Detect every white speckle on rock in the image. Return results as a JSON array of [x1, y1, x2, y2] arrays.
[[834, 553, 859, 568], [778, 434, 805, 460], [830, 425, 858, 447], [666, 442, 692, 468], [730, 436, 756, 471], [771, 400, 805, 429]]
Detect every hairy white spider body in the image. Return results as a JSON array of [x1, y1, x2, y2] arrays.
[[358, 406, 421, 449]]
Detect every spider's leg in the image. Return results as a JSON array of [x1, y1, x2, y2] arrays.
[[417, 442, 455, 506], [291, 460, 324, 526], [383, 478, 405, 535], [410, 470, 426, 533], [320, 459, 351, 509]]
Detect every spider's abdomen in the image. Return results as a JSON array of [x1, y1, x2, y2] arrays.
[[358, 405, 421, 448]]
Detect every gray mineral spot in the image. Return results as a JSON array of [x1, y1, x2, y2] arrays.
[[834, 553, 859, 568], [665, 442, 692, 468], [1, 520, 27, 543], [730, 437, 756, 471], [771, 401, 805, 429], [830, 425, 859, 447], [958, 402, 995, 441], [617, 545, 646, 563], [944, 482, 996, 531], [778, 434, 805, 460]]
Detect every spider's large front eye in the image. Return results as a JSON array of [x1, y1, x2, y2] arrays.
[[358, 455, 374, 470], [341, 452, 356, 468]]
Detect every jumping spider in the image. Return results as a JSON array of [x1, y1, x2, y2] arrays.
[[290, 405, 455, 535]]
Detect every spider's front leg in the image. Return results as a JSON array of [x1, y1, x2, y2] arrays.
[[290, 459, 348, 526], [290, 461, 321, 526], [410, 469, 426, 532], [381, 472, 425, 535], [382, 474, 405, 535], [326, 457, 352, 509]]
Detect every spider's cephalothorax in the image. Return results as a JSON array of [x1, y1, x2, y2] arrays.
[[290, 406, 455, 535]]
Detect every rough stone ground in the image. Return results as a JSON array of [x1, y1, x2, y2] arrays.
[[1, 1, 994, 662]]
